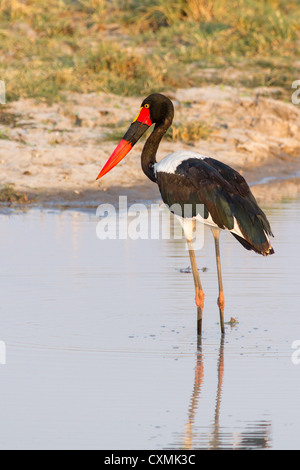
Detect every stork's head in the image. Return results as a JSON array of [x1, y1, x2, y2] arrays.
[[96, 93, 174, 180]]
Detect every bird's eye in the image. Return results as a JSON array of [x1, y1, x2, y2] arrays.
[[144, 104, 150, 109]]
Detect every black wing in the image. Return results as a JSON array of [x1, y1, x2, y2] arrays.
[[158, 157, 274, 256]]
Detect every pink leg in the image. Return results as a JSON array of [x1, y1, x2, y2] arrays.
[[211, 229, 225, 335], [188, 240, 204, 336]]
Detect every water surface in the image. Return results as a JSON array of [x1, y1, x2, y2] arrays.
[[0, 200, 299, 450]]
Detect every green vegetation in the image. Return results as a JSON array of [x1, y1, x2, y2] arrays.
[[0, 129, 10, 140], [0, 0, 299, 102], [0, 184, 28, 203]]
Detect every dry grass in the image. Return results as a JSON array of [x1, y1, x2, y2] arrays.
[[0, 184, 28, 203], [166, 120, 212, 142], [0, 0, 299, 102]]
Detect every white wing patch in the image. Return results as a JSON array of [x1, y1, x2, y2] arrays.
[[154, 150, 208, 176], [178, 212, 249, 240]]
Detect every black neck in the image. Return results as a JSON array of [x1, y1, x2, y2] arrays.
[[141, 118, 172, 183]]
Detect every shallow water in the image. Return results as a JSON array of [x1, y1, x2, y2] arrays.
[[0, 200, 299, 450]]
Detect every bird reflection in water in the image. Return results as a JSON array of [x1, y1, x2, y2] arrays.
[[182, 337, 271, 450]]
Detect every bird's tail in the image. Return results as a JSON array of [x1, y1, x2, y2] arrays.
[[231, 232, 274, 256], [230, 197, 275, 256]]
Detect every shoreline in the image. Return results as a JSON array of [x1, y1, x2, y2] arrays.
[[1, 174, 300, 214], [1, 86, 300, 210]]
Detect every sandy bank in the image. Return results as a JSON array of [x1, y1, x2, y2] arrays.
[[1, 86, 300, 208]]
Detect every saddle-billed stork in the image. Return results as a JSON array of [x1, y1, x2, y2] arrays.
[[97, 93, 274, 335]]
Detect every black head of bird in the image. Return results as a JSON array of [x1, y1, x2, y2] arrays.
[[96, 93, 174, 180]]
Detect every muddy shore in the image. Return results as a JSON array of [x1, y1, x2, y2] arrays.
[[1, 86, 300, 209]]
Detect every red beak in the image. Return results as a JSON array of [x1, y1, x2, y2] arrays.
[[96, 139, 132, 180], [96, 106, 153, 180]]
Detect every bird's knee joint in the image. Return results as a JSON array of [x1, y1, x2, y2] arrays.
[[195, 288, 205, 310], [218, 292, 225, 310]]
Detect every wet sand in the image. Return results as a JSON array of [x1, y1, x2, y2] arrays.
[[0, 200, 299, 449]]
